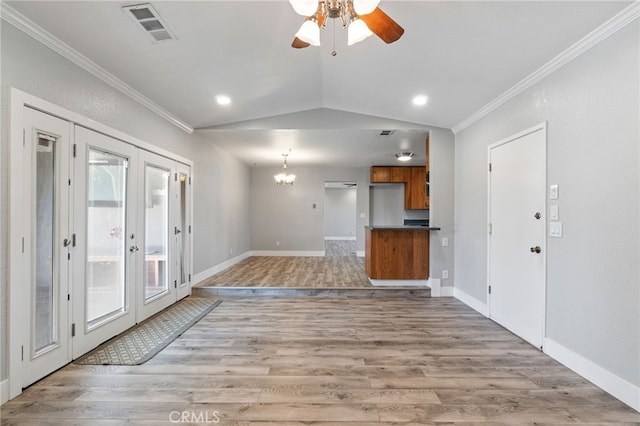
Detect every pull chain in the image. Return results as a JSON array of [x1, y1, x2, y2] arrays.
[[331, 18, 337, 56]]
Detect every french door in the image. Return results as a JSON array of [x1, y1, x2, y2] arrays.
[[72, 127, 138, 357], [175, 163, 192, 300], [21, 107, 72, 387], [10, 92, 193, 398], [136, 151, 176, 321]]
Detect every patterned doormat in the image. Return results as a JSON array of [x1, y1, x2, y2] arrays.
[[75, 297, 221, 365]]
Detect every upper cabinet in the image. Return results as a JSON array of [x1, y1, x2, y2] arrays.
[[370, 166, 392, 183], [405, 167, 429, 210], [370, 166, 412, 183], [370, 166, 428, 210]]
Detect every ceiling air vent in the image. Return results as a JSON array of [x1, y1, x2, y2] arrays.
[[379, 130, 394, 136], [122, 3, 176, 43]]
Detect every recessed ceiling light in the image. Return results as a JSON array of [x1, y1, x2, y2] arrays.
[[412, 95, 428, 106], [216, 95, 231, 106]]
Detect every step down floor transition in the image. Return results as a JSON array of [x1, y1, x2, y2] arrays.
[[192, 286, 431, 298]]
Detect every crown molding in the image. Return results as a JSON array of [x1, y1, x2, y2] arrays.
[[1, 3, 194, 134], [452, 1, 640, 135]]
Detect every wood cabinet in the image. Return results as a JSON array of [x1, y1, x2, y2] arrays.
[[405, 167, 429, 210], [370, 166, 392, 183], [370, 166, 428, 210], [365, 227, 430, 279]]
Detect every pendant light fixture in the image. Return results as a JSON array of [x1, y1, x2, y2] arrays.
[[274, 150, 296, 186]]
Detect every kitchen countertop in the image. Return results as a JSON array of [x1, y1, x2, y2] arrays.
[[365, 225, 441, 231]]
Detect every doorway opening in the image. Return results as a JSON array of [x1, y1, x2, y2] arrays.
[[324, 182, 358, 257]]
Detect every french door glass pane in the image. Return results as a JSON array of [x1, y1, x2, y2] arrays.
[[145, 165, 169, 300], [179, 173, 187, 285], [35, 135, 56, 353], [86, 149, 128, 327]]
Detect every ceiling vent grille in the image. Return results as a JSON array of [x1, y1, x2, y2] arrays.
[[122, 3, 176, 43]]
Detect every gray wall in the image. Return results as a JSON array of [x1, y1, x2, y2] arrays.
[[324, 187, 357, 238], [454, 23, 639, 387], [429, 128, 456, 286], [1, 23, 250, 382], [369, 185, 406, 226], [251, 167, 370, 252]]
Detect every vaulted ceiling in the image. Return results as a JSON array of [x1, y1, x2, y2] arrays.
[[4, 1, 631, 166]]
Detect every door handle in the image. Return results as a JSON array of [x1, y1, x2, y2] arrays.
[[129, 245, 139, 253], [530, 246, 542, 254]]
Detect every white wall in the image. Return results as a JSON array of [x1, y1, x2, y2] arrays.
[[454, 20, 639, 396], [324, 187, 357, 239], [0, 21, 250, 384]]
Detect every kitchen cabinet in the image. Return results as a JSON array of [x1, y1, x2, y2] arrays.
[[370, 166, 392, 183], [370, 166, 428, 210], [405, 167, 429, 210]]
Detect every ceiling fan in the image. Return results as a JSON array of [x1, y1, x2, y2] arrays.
[[289, 0, 404, 49]]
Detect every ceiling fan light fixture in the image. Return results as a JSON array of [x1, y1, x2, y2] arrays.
[[289, 0, 318, 16], [347, 17, 373, 46], [353, 0, 381, 15], [296, 18, 321, 46], [395, 151, 414, 162]]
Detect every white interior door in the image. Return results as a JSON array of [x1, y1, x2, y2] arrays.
[[488, 124, 546, 349], [21, 107, 72, 386], [72, 127, 138, 358], [136, 151, 176, 321], [174, 163, 192, 300]]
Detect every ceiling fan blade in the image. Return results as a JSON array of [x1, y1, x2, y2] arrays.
[[292, 37, 310, 48], [360, 7, 404, 44]]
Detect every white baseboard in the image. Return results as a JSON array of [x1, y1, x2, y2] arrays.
[[1, 379, 8, 405], [440, 286, 454, 297], [544, 338, 640, 412], [369, 279, 429, 287], [453, 287, 489, 316], [429, 278, 440, 296], [192, 251, 251, 285], [251, 250, 325, 257], [324, 236, 356, 241]]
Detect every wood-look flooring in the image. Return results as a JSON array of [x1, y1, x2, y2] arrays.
[[3, 296, 639, 424], [198, 241, 372, 288]]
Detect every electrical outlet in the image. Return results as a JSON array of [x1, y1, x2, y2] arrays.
[[275, 240, 280, 246], [442, 237, 449, 247], [442, 270, 449, 279], [229, 248, 233, 255]]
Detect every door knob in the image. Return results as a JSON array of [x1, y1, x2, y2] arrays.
[[534, 212, 541, 219], [129, 245, 139, 252], [530, 246, 541, 254]]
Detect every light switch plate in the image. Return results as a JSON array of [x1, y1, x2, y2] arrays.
[[549, 222, 563, 238], [550, 205, 559, 220], [550, 184, 559, 200]]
